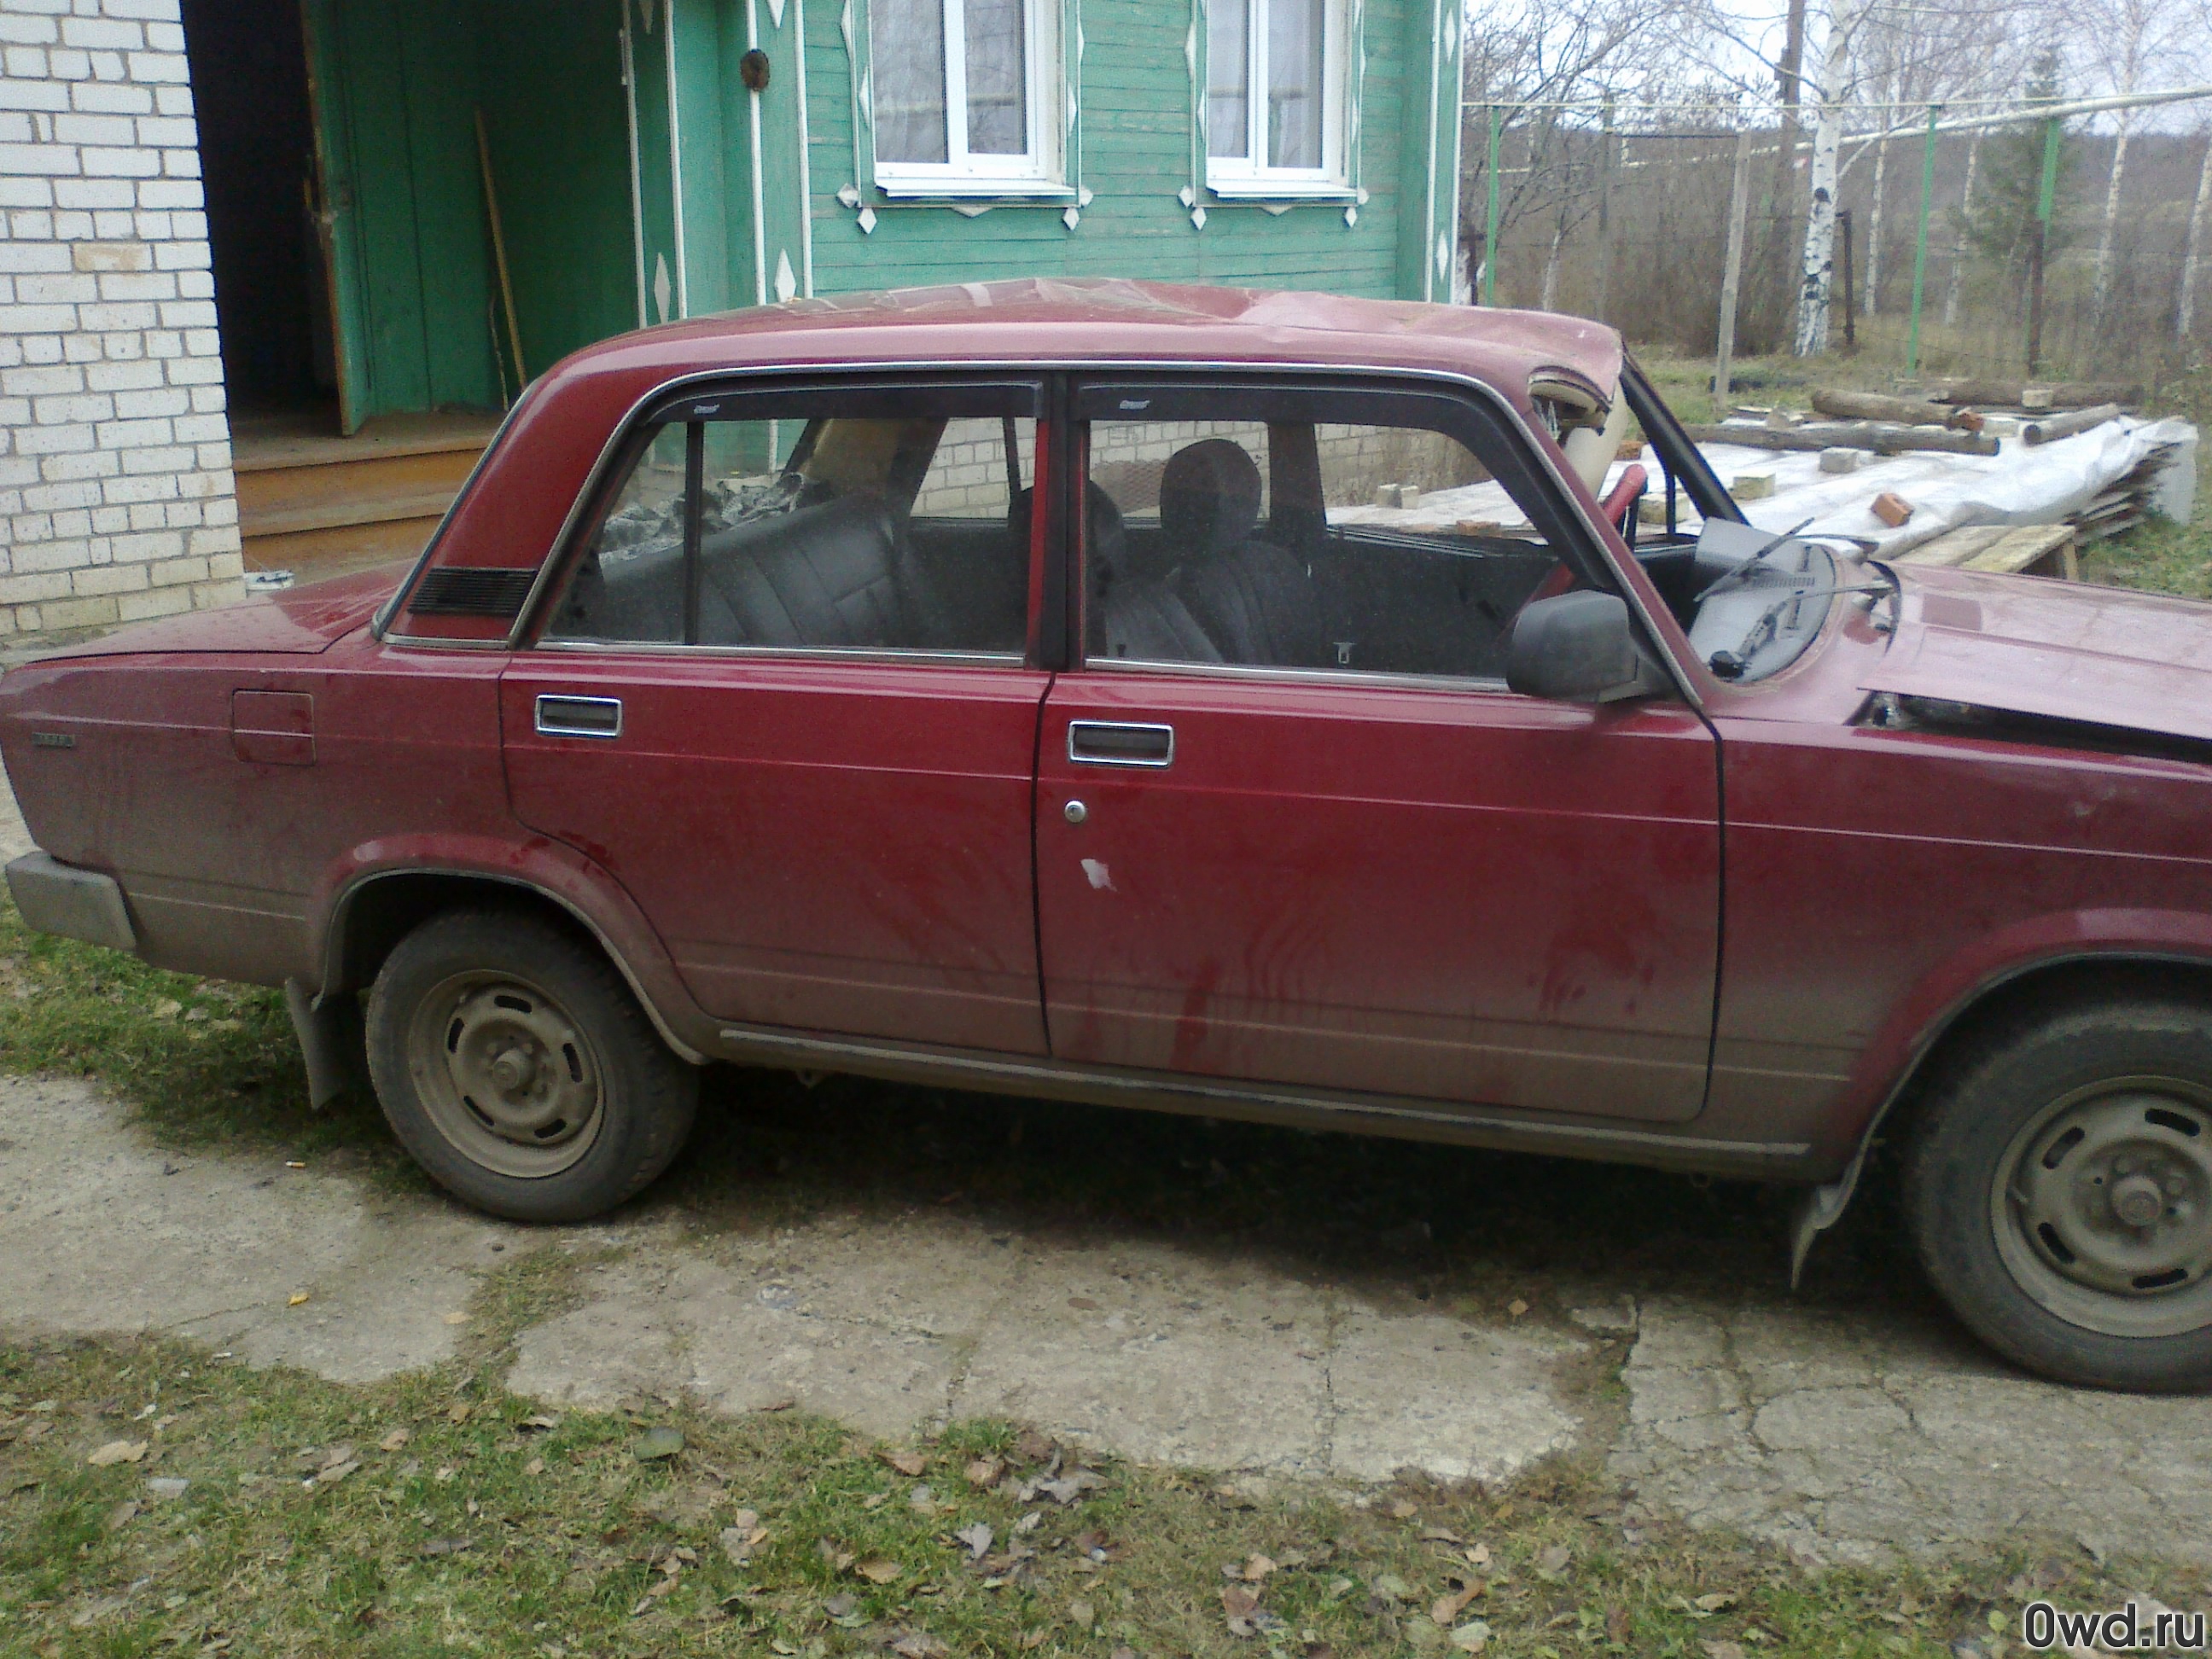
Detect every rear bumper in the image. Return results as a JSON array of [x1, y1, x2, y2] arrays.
[[5, 852, 137, 952]]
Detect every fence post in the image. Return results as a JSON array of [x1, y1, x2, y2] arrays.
[[1714, 125, 1755, 406], [1595, 100, 1616, 323], [1483, 104, 1503, 306], [1837, 208, 1856, 352], [1906, 103, 1941, 374], [2026, 114, 2062, 374]]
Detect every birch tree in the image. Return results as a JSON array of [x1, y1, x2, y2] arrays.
[[1792, 0, 1873, 354]]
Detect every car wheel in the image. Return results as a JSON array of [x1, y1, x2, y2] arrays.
[[364, 909, 698, 1223], [1905, 993, 2212, 1391]]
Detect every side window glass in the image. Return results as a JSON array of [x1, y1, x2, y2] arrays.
[[547, 393, 1036, 655], [1080, 396, 1565, 679]]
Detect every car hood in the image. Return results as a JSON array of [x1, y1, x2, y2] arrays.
[[26, 563, 408, 661], [1862, 562, 2212, 743]]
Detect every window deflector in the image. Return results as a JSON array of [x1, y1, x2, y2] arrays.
[[1620, 360, 1743, 532]]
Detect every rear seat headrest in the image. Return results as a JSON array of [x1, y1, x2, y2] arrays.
[[1159, 439, 1263, 561]]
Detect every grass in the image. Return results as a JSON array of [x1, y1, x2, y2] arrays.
[[4, 410, 2212, 1652]]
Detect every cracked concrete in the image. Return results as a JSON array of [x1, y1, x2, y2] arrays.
[[1610, 1295, 2212, 1566]]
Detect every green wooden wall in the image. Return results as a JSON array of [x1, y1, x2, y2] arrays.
[[663, 0, 1462, 320]]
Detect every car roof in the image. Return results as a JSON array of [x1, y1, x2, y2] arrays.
[[547, 279, 1624, 410]]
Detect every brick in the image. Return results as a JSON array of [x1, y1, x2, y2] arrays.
[[75, 300, 154, 329], [3, 363, 81, 395], [0, 570, 74, 606], [50, 208, 92, 236], [60, 330, 99, 361], [68, 79, 152, 114], [18, 425, 96, 457], [114, 584, 189, 620], [99, 469, 172, 503], [13, 536, 92, 573], [152, 238, 209, 269], [0, 242, 71, 273], [187, 523, 237, 556], [133, 176, 196, 209], [174, 268, 209, 300], [132, 114, 191, 147], [96, 270, 174, 301], [123, 497, 162, 528], [169, 409, 221, 441], [0, 303, 78, 333], [0, 14, 59, 43], [30, 390, 111, 423], [104, 0, 184, 21], [22, 476, 99, 511], [54, 109, 133, 145], [151, 84, 189, 117], [59, 15, 143, 49], [159, 144, 195, 178], [71, 560, 147, 596], [143, 22, 184, 54], [87, 502, 124, 531], [45, 46, 87, 76], [0, 178, 55, 207], [123, 47, 184, 81], [54, 175, 134, 208], [49, 506, 89, 536], [88, 208, 132, 237], [0, 140, 81, 174], [71, 237, 148, 271], [40, 593, 122, 629], [7, 207, 55, 236], [84, 357, 157, 391], [40, 445, 117, 478], [80, 144, 160, 177], [159, 496, 198, 527], [185, 381, 221, 411], [203, 550, 243, 580], [145, 550, 202, 584], [114, 440, 187, 472], [16, 271, 97, 304], [95, 413, 169, 446], [85, 49, 125, 79]]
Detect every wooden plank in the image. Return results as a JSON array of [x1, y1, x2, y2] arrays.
[[1959, 525, 2078, 579], [1893, 525, 2009, 567]]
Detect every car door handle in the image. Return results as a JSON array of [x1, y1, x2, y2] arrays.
[[535, 694, 623, 739], [1067, 720, 1174, 767]]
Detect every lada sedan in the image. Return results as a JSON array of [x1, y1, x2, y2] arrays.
[[6, 281, 2211, 1392]]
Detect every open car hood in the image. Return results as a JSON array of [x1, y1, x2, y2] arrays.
[[1862, 563, 2212, 744]]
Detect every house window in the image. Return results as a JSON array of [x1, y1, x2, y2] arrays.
[[870, 0, 1060, 192], [1206, 0, 1346, 193]]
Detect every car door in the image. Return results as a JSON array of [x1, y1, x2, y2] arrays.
[[1034, 377, 1721, 1122], [502, 377, 1052, 1054]]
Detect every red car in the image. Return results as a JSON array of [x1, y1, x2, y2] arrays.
[[6, 282, 2211, 1392]]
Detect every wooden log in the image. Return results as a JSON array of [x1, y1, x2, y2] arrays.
[[1931, 378, 2141, 409], [1682, 422, 1999, 457], [1811, 388, 1968, 428], [2022, 403, 2122, 445]]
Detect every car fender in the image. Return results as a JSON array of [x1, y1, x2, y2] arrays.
[[1790, 906, 2212, 1279], [308, 832, 715, 1065]]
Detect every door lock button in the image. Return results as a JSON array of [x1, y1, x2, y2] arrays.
[[1064, 800, 1087, 824]]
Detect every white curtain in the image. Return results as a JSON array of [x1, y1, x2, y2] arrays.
[[872, 0, 948, 161], [1208, 0, 1249, 158], [1266, 0, 1323, 168], [963, 0, 1027, 154]]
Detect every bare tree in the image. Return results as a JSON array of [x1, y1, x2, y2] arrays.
[[2062, 0, 2189, 319]]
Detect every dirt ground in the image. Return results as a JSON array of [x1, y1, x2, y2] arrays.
[[3, 790, 2211, 1575]]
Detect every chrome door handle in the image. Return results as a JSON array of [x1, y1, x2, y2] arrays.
[[1068, 720, 1173, 767], [535, 694, 623, 739]]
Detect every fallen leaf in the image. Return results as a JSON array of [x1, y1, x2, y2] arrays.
[[1069, 1598, 1097, 1630], [152, 998, 182, 1019], [1701, 1643, 1747, 1659], [1607, 1606, 1632, 1642], [417, 1537, 472, 1557], [316, 1460, 360, 1485], [719, 1522, 769, 1565], [893, 1636, 949, 1659], [286, 1293, 310, 1308], [632, 1427, 684, 1462], [1020, 1630, 1051, 1650], [1013, 1511, 1043, 1534], [105, 1499, 139, 1530], [818, 1540, 855, 1573], [752, 1396, 796, 1413], [1371, 1573, 1412, 1602], [1112, 1649, 1139, 1659], [1694, 1592, 1738, 1614], [1536, 1544, 1571, 1576], [525, 1458, 544, 1476], [965, 1456, 1005, 1488], [882, 1448, 928, 1477], [855, 1557, 902, 1585], [1387, 1499, 1418, 1520], [1449, 1617, 1492, 1653], [378, 1428, 410, 1452], [1068, 1295, 1100, 1310], [446, 1402, 472, 1425], [1465, 1543, 1493, 1568], [956, 1522, 994, 1563], [145, 1476, 189, 1500], [442, 1312, 469, 1326], [518, 1414, 560, 1434], [1222, 1586, 1260, 1619], [1507, 1300, 1529, 1318], [1039, 1468, 1105, 1505], [86, 1440, 147, 1467], [1243, 1554, 1278, 1582], [1014, 1429, 1055, 1462], [1433, 1583, 1484, 1624], [1419, 1525, 1464, 1545]]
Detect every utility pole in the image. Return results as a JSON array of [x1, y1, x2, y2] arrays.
[[2025, 114, 2062, 375], [1714, 125, 1755, 405], [1594, 100, 1616, 324]]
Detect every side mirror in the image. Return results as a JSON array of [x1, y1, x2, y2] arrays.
[[1506, 591, 1668, 702]]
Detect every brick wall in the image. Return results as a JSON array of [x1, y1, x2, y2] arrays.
[[0, 0, 240, 637]]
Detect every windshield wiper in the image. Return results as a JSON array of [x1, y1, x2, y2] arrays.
[[1695, 515, 1818, 603], [1708, 582, 1892, 679]]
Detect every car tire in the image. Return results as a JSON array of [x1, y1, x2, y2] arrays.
[[1904, 992, 2212, 1392], [364, 908, 698, 1223]]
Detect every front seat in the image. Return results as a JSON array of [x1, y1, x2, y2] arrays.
[[1010, 482, 1220, 663], [1159, 439, 1328, 668]]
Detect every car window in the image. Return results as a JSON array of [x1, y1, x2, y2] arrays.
[[546, 391, 1037, 656], [1080, 390, 1567, 679]]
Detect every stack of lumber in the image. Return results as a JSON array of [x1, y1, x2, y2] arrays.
[[1891, 524, 2079, 579], [2069, 438, 2188, 542]]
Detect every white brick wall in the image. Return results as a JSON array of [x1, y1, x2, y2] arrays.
[[0, 0, 239, 637]]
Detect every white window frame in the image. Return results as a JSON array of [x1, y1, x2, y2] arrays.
[[870, 0, 1065, 197], [1204, 0, 1350, 197]]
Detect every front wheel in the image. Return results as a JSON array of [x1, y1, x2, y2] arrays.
[[365, 909, 698, 1222], [1905, 993, 2212, 1391]]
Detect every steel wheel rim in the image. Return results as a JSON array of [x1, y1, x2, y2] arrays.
[[405, 969, 605, 1180], [1990, 1077, 2212, 1339]]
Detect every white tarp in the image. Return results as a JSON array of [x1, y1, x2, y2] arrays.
[[1329, 416, 2198, 553]]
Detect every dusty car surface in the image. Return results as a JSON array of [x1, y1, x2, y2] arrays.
[[6, 280, 2212, 1392]]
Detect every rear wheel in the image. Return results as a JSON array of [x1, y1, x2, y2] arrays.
[[1905, 994, 2212, 1391], [365, 910, 697, 1222]]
